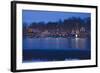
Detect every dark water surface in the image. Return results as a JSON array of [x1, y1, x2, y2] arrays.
[[23, 38, 91, 62]]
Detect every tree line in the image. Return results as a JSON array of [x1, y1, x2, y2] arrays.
[[23, 17, 91, 38]]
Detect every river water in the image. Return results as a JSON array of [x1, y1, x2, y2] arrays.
[[23, 38, 90, 50], [23, 37, 91, 62]]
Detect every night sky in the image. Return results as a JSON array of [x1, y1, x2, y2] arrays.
[[22, 10, 90, 24]]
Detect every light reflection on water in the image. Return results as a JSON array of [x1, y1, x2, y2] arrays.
[[23, 37, 90, 50]]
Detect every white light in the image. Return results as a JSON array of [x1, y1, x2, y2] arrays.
[[76, 34, 78, 38]]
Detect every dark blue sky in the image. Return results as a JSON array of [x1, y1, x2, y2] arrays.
[[22, 10, 90, 24]]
